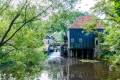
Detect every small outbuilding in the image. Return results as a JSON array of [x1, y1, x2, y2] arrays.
[[67, 16, 104, 59], [43, 35, 55, 53]]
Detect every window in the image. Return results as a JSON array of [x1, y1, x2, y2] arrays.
[[79, 38, 83, 43], [96, 40, 98, 45], [95, 38, 99, 46], [71, 38, 74, 43]]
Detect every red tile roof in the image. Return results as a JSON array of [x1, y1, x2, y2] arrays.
[[71, 16, 104, 28]]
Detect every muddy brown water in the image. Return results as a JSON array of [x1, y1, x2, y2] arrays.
[[34, 52, 120, 80]]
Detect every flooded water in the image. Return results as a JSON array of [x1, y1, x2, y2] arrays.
[[34, 52, 120, 80]]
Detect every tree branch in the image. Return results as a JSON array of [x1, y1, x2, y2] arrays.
[[0, 0, 28, 47], [1, 5, 52, 47], [0, 13, 21, 45]]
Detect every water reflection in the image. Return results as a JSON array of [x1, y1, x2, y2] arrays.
[[35, 52, 119, 80]]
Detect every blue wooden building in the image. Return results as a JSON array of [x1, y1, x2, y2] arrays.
[[67, 16, 104, 59]]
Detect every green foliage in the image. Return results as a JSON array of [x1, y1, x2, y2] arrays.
[[0, 18, 47, 74], [93, 0, 120, 23], [0, 46, 46, 79], [93, 0, 120, 66], [44, 10, 85, 44], [47, 10, 84, 32], [100, 26, 120, 64], [0, 0, 80, 79], [0, 2, 47, 79], [105, 27, 120, 52], [0, 20, 47, 78], [83, 18, 96, 32], [108, 54, 120, 65]]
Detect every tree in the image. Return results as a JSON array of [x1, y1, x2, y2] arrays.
[[93, 0, 120, 65], [47, 10, 84, 32], [93, 0, 120, 23], [0, 0, 80, 79], [0, 0, 80, 47], [45, 10, 84, 43]]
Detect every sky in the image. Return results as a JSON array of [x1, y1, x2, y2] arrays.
[[12, 0, 104, 19], [75, 0, 97, 12], [75, 0, 105, 19], [12, 0, 97, 12]]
